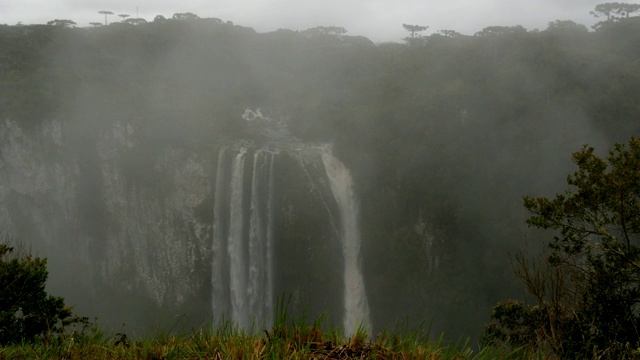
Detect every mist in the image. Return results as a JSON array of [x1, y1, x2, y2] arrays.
[[0, 9, 638, 343]]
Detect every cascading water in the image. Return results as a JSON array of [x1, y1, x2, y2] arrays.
[[228, 147, 249, 328], [211, 138, 370, 336], [212, 146, 275, 330], [320, 146, 372, 337], [211, 147, 230, 322], [248, 149, 276, 328]]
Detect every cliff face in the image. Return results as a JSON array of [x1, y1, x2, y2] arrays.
[[0, 118, 215, 327], [0, 118, 344, 330]]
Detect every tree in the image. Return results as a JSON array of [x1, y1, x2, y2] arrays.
[[402, 23, 428, 44], [591, 3, 619, 21], [484, 138, 640, 358], [591, 2, 640, 20], [124, 18, 148, 26], [46, 19, 76, 27], [304, 26, 347, 36], [153, 15, 167, 23], [118, 14, 130, 22], [545, 20, 589, 33], [0, 238, 83, 344], [617, 3, 640, 18], [590, 3, 640, 29], [89, 22, 102, 27], [437, 29, 461, 38], [474, 25, 527, 37], [172, 12, 200, 21], [98, 10, 114, 25]]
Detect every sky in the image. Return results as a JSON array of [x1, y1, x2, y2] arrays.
[[0, 0, 605, 42]]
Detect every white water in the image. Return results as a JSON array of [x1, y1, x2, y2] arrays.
[[212, 146, 275, 330], [213, 143, 370, 335], [321, 146, 371, 337], [228, 147, 248, 328], [248, 149, 275, 328], [211, 147, 228, 320]]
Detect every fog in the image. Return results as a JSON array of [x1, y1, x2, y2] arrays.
[[1, 0, 605, 41], [0, 6, 638, 344]]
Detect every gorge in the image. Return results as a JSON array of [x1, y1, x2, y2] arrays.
[[1, 18, 636, 342], [0, 113, 373, 336]]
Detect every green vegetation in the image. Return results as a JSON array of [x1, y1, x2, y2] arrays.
[[0, 238, 85, 345], [0, 321, 481, 359], [0, 269, 491, 359], [484, 138, 640, 358], [0, 295, 521, 359], [1, 1, 640, 354]]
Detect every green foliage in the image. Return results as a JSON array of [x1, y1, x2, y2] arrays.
[[46, 19, 76, 28], [484, 138, 640, 358], [172, 12, 200, 21], [402, 23, 429, 45], [0, 303, 485, 360], [590, 2, 640, 29], [0, 238, 82, 345]]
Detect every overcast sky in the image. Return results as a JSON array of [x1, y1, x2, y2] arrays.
[[0, 0, 605, 42]]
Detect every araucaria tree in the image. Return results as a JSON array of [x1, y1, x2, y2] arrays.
[[402, 23, 428, 45], [98, 10, 114, 25], [484, 138, 640, 359], [590, 3, 640, 29]]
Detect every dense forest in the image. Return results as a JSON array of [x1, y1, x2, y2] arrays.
[[0, 7, 639, 346]]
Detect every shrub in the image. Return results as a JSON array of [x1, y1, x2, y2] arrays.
[[484, 138, 640, 359], [0, 237, 82, 344]]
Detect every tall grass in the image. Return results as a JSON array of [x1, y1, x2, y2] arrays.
[[0, 299, 539, 359]]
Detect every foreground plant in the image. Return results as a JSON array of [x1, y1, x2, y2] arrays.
[[0, 304, 483, 360], [0, 237, 86, 345], [484, 137, 640, 359]]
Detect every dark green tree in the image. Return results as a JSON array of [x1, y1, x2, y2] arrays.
[[172, 12, 199, 21], [484, 138, 640, 358], [153, 15, 167, 23], [591, 3, 619, 21], [615, 3, 640, 18], [402, 23, 427, 37], [590, 3, 640, 29], [0, 239, 80, 344], [98, 10, 114, 25], [545, 20, 589, 33], [474, 25, 527, 37], [46, 19, 76, 27], [402, 23, 428, 45], [591, 2, 640, 20], [437, 29, 461, 38], [124, 18, 148, 26], [303, 26, 348, 37]]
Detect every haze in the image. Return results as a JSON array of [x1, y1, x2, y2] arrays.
[[1, 0, 603, 41], [1, 0, 639, 346]]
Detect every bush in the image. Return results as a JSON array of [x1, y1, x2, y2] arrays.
[[0, 237, 83, 344], [484, 138, 640, 359]]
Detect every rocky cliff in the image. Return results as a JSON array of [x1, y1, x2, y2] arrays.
[[0, 117, 348, 331]]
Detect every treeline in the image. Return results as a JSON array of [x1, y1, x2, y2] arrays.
[[0, 10, 639, 344]]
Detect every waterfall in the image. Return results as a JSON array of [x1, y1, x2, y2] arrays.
[[212, 146, 274, 330], [320, 146, 371, 337], [212, 142, 370, 336], [228, 147, 248, 328], [212, 147, 230, 321], [248, 149, 276, 328]]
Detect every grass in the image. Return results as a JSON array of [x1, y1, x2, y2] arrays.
[[0, 300, 539, 359], [0, 324, 549, 359]]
